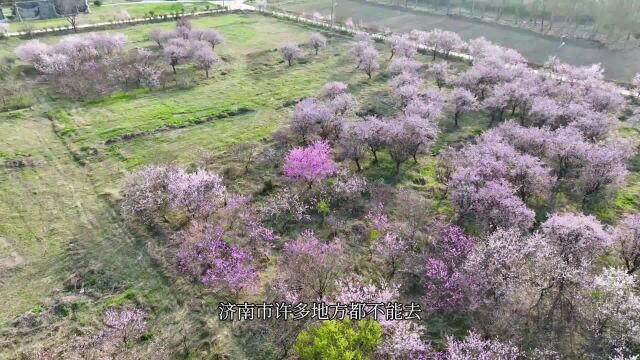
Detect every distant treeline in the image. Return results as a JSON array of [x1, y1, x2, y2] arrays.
[[410, 0, 640, 42]]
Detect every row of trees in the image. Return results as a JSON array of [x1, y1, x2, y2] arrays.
[[413, 0, 640, 43], [14, 20, 225, 98]]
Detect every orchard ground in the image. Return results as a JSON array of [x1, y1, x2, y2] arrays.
[[0, 9, 639, 359]]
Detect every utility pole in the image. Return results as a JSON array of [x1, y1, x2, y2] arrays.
[[330, 0, 336, 25]]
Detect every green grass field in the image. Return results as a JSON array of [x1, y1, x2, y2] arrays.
[[1, 9, 639, 358]]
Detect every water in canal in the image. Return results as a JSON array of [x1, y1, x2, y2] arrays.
[[282, 0, 638, 82]]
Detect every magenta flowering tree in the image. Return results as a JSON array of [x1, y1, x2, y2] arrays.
[[283, 140, 337, 187], [176, 222, 257, 294], [449, 87, 478, 127], [102, 308, 146, 346], [309, 33, 327, 55], [280, 43, 302, 66], [424, 225, 476, 312], [276, 230, 343, 302], [615, 214, 640, 274]]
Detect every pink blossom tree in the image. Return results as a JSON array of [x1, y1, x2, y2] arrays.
[[441, 331, 522, 359], [466, 179, 535, 233], [359, 46, 380, 79], [309, 33, 327, 55], [163, 41, 188, 74], [193, 46, 219, 78], [102, 308, 146, 346], [193, 29, 224, 50], [15, 40, 52, 63], [425, 29, 465, 60], [283, 140, 337, 187], [320, 81, 348, 99], [288, 98, 332, 144], [276, 230, 343, 302], [280, 43, 302, 66], [121, 165, 172, 223], [449, 87, 478, 127], [337, 123, 366, 171], [359, 116, 387, 164], [388, 56, 422, 75], [615, 214, 640, 274], [384, 115, 439, 173], [386, 34, 417, 59], [167, 167, 226, 218], [577, 143, 629, 205], [427, 62, 449, 89]]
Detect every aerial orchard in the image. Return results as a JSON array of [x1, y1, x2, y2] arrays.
[[16, 16, 636, 359], [15, 19, 224, 99]]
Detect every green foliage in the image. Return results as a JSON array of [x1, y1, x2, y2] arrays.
[[104, 288, 139, 307], [316, 200, 330, 217], [293, 320, 382, 360]]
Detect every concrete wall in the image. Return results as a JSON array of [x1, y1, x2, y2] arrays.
[[14, 0, 88, 20]]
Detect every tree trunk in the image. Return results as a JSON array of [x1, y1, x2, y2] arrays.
[[172, 64, 176, 74], [454, 111, 459, 127], [355, 159, 361, 171]]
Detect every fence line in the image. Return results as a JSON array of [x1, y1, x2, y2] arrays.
[[2, 8, 232, 37]]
